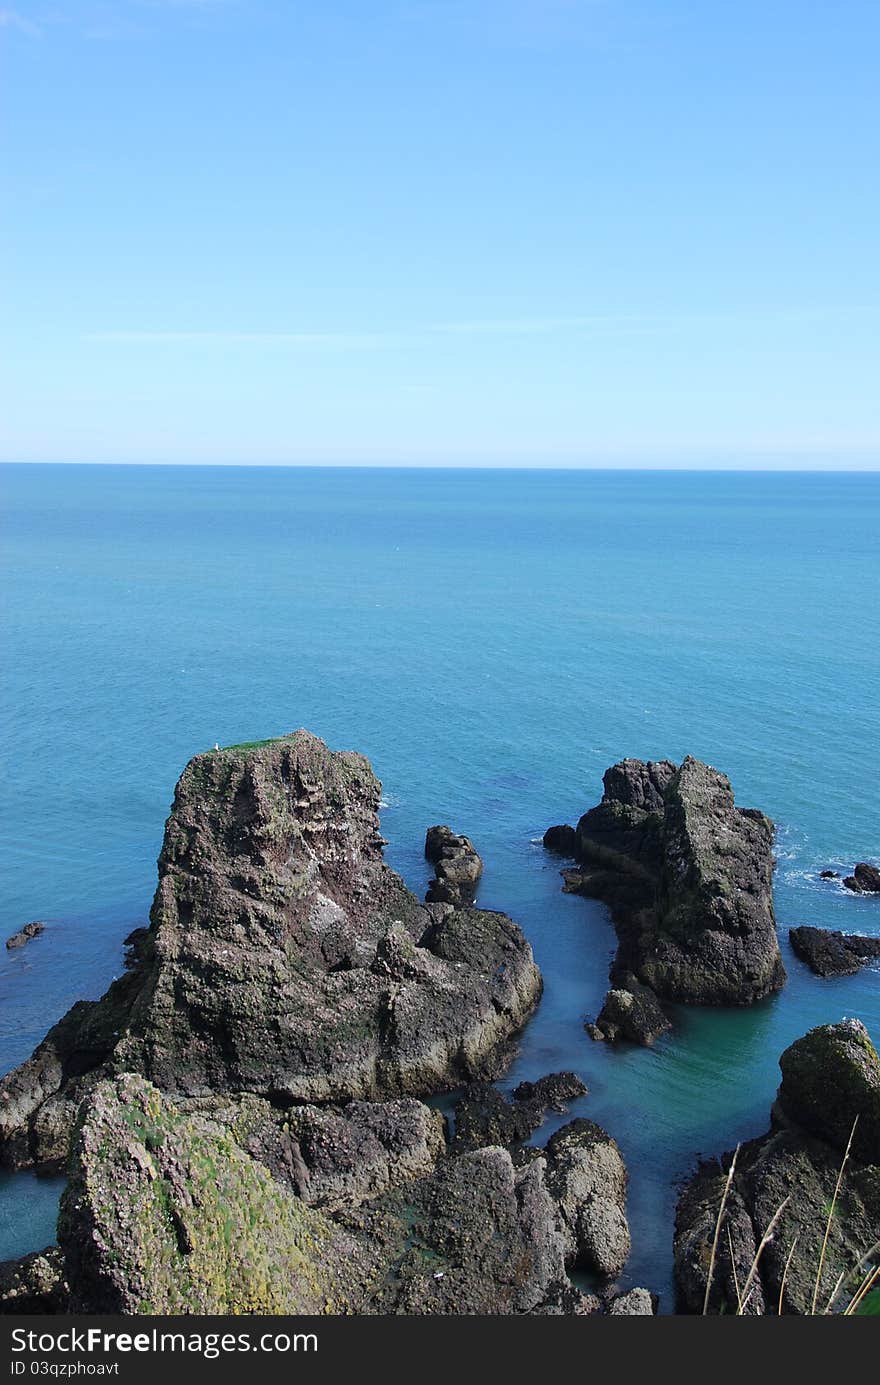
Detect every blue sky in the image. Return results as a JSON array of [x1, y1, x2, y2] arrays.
[[1, 1, 878, 467]]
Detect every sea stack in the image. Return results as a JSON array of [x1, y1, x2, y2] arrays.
[[0, 731, 541, 1171], [549, 755, 785, 1037]]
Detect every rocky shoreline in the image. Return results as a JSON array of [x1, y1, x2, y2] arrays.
[[1, 734, 877, 1316]]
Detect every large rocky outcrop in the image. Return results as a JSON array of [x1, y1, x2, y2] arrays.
[[58, 1074, 374, 1314], [550, 756, 785, 1030], [0, 732, 541, 1171], [40, 1070, 636, 1316], [674, 1020, 880, 1315]]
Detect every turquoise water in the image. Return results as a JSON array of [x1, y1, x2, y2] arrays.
[[1, 463, 878, 1308]]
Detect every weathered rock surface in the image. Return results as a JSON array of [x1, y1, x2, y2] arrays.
[[542, 824, 577, 855], [48, 1072, 633, 1316], [0, 1247, 68, 1314], [844, 863, 880, 895], [550, 755, 785, 1014], [451, 1072, 587, 1153], [778, 1019, 880, 1163], [608, 1287, 656, 1315], [675, 1020, 880, 1314], [789, 925, 880, 978], [5, 921, 45, 950], [0, 733, 541, 1170], [542, 1120, 631, 1277], [424, 825, 483, 905], [589, 979, 672, 1046], [58, 1074, 371, 1314]]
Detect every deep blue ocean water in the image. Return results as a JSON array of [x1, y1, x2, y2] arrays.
[[1, 463, 878, 1308]]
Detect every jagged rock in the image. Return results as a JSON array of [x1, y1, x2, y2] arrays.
[[543, 1120, 631, 1277], [0, 1247, 68, 1313], [820, 870, 840, 880], [789, 925, 880, 978], [511, 1072, 587, 1109], [31, 1072, 636, 1316], [356, 1118, 632, 1313], [360, 1146, 571, 1314], [452, 1072, 587, 1153], [590, 979, 672, 1046], [778, 1020, 880, 1163], [675, 1020, 880, 1314], [608, 1287, 656, 1315], [424, 825, 483, 905], [122, 927, 149, 970], [844, 863, 880, 894], [5, 921, 45, 950], [558, 755, 785, 1008], [58, 1074, 371, 1314], [543, 825, 577, 855], [674, 1161, 767, 1315], [0, 733, 541, 1169], [277, 1099, 445, 1209]]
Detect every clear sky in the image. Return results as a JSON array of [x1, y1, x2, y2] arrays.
[[1, 1, 878, 467]]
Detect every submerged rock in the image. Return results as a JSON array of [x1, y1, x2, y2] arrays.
[[675, 1020, 880, 1314], [551, 755, 785, 1016], [5, 921, 45, 950], [424, 825, 483, 905], [844, 863, 880, 895], [0, 732, 541, 1170], [789, 925, 880, 978]]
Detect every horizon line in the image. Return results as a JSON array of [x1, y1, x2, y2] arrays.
[[3, 460, 880, 475]]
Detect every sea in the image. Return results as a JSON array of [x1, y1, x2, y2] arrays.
[[1, 463, 878, 1310]]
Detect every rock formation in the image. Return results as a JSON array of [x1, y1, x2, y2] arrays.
[[548, 755, 785, 1037], [5, 921, 45, 950], [843, 863, 880, 895], [789, 925, 880, 978], [0, 1248, 67, 1315], [451, 1072, 587, 1153], [674, 1020, 880, 1314], [0, 732, 541, 1171], [4, 1067, 638, 1315], [542, 824, 577, 855], [424, 825, 483, 905], [587, 978, 672, 1046]]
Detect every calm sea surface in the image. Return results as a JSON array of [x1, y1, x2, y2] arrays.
[[1, 464, 878, 1307]]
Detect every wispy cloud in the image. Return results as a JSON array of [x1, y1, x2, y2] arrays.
[[86, 329, 415, 349], [0, 7, 42, 36], [86, 305, 880, 350]]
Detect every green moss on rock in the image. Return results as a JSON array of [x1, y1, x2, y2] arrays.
[[778, 1019, 880, 1163], [58, 1074, 367, 1314]]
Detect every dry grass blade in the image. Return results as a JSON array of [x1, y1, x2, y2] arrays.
[[777, 1231, 800, 1316], [703, 1145, 739, 1315], [810, 1116, 858, 1316], [842, 1259, 880, 1317], [736, 1197, 789, 1314]]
